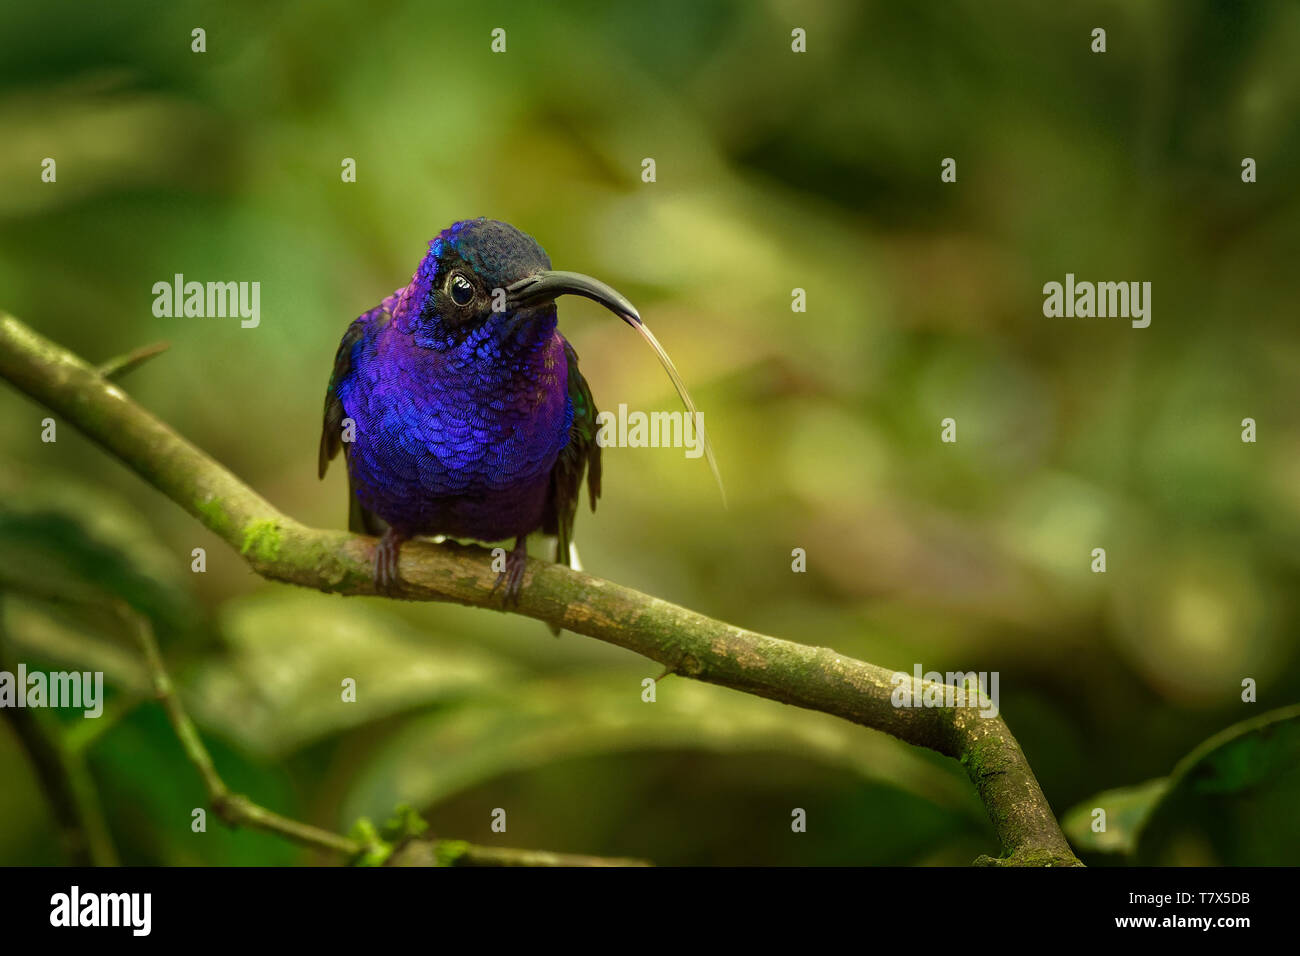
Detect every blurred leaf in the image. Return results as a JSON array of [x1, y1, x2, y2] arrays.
[[1067, 705, 1300, 864], [86, 704, 301, 866], [340, 673, 984, 830], [0, 475, 203, 642], [186, 591, 517, 756], [0, 475, 204, 751], [1136, 705, 1300, 865], [1063, 778, 1167, 856], [2, 598, 147, 694]]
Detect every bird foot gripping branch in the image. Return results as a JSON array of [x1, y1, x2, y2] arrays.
[[318, 218, 725, 601]]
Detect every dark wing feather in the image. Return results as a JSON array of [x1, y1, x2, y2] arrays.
[[319, 309, 388, 536], [318, 318, 364, 479], [545, 338, 601, 567]]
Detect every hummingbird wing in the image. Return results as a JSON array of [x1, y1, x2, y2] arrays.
[[319, 302, 391, 536], [318, 318, 364, 480], [544, 337, 601, 568]]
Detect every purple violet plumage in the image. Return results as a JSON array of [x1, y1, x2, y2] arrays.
[[327, 220, 574, 543]]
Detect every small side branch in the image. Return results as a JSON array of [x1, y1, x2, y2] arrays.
[[119, 601, 647, 866], [97, 341, 169, 380]]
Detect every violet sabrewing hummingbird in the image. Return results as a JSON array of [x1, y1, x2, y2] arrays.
[[318, 218, 722, 601]]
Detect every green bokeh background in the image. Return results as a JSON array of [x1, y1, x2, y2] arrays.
[[1, 0, 1298, 865]]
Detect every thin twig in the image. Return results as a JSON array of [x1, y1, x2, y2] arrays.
[[116, 601, 649, 865], [96, 341, 169, 380], [390, 840, 651, 867], [118, 601, 362, 856]]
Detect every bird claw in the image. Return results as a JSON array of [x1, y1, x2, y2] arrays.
[[491, 537, 529, 607], [374, 529, 407, 595]]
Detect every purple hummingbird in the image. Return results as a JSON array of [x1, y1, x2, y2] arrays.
[[319, 218, 721, 602]]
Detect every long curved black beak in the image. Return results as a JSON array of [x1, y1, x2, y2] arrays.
[[504, 270, 726, 506], [505, 271, 640, 324]]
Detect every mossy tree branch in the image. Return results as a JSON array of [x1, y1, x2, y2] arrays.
[[0, 312, 1080, 866]]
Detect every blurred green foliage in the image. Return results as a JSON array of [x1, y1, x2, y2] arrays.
[[1066, 705, 1300, 865], [1, 0, 1298, 865]]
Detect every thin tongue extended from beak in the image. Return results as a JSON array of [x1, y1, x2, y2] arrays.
[[624, 318, 727, 508], [514, 270, 726, 506]]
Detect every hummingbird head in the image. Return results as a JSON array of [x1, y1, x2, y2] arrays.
[[401, 217, 726, 504], [403, 218, 639, 352]]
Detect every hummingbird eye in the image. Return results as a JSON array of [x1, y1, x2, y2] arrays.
[[448, 273, 475, 307]]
